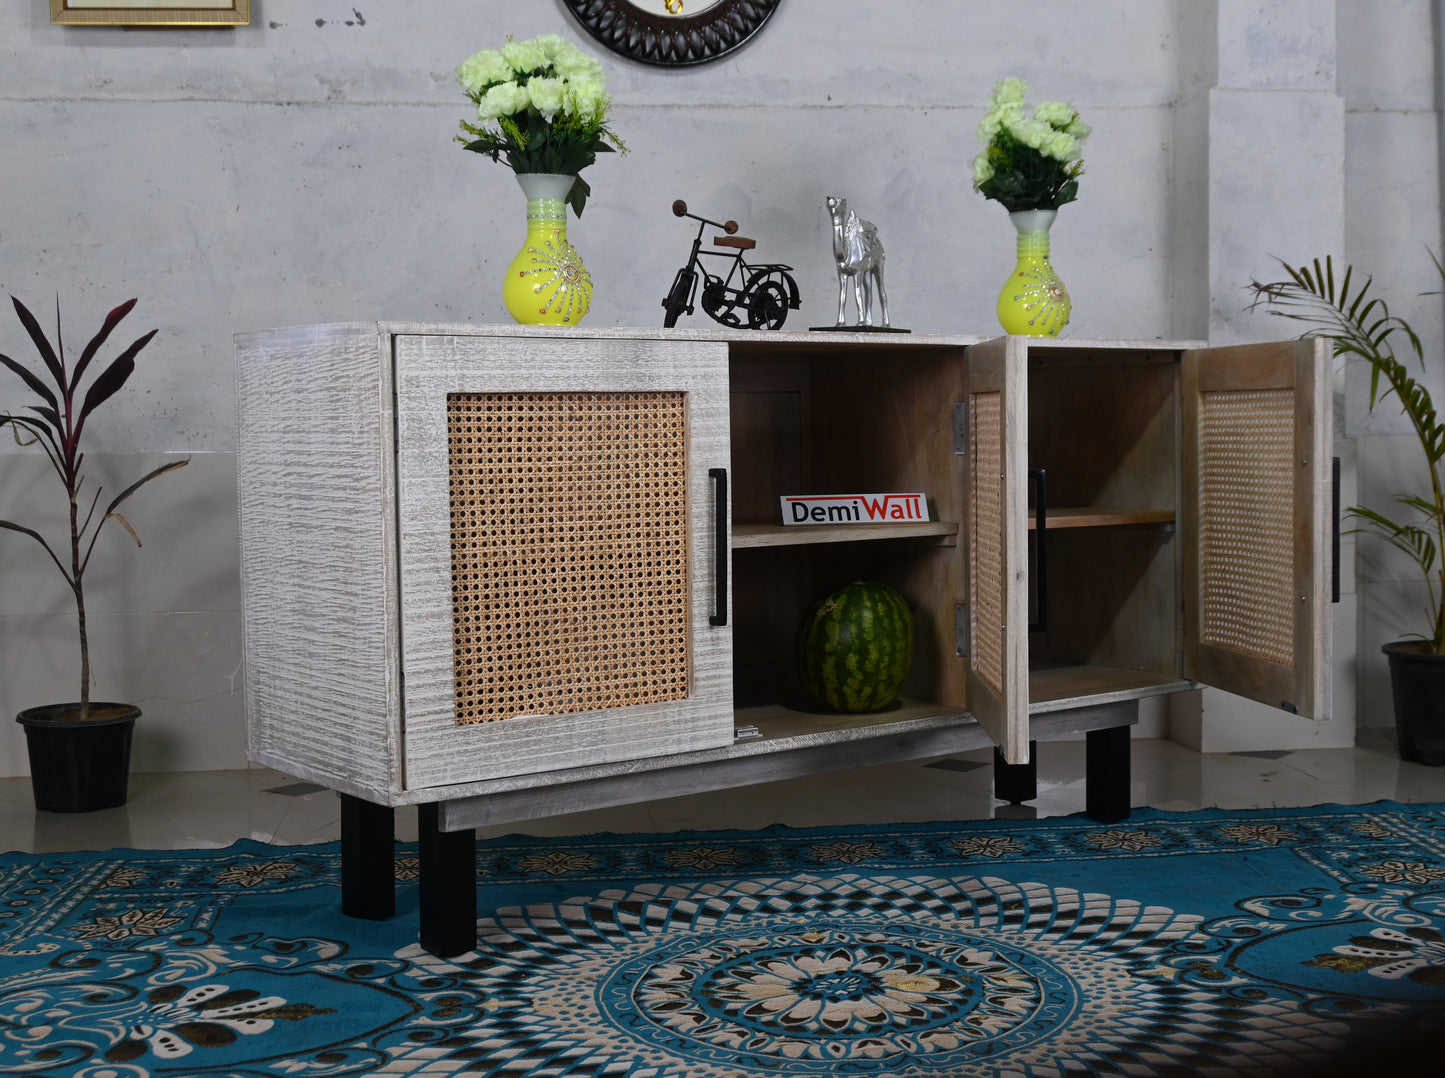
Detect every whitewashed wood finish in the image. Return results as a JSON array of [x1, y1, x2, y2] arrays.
[[369, 324, 1203, 355], [235, 323, 1320, 817], [235, 323, 402, 800], [365, 700, 975, 806], [393, 333, 734, 788], [1023, 336, 1208, 353], [436, 700, 1139, 828], [964, 337, 1031, 764], [1180, 340, 1333, 720], [439, 720, 988, 828]]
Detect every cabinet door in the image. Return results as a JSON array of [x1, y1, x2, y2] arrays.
[[964, 337, 1030, 763], [1181, 339, 1332, 719], [393, 333, 733, 789]]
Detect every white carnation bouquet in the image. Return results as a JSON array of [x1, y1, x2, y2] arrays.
[[971, 77, 1090, 213], [456, 34, 626, 216]]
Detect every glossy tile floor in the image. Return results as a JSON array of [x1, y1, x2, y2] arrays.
[[4, 729, 1445, 855]]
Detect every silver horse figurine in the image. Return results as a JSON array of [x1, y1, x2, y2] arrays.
[[826, 195, 889, 328]]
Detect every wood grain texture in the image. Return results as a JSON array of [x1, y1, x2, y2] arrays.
[[964, 337, 1030, 763], [435, 698, 1139, 827], [439, 723, 987, 828], [235, 324, 402, 801], [1026, 508, 1175, 529], [421, 699, 977, 805], [732, 521, 959, 546], [1295, 337, 1333, 720], [1024, 348, 1183, 674], [393, 333, 734, 788], [1027, 351, 1179, 510], [727, 346, 970, 712], [806, 348, 971, 708], [1028, 664, 1194, 710]]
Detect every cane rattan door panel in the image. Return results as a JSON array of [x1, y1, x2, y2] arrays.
[[1181, 340, 1332, 720], [446, 391, 692, 725], [394, 333, 732, 789]]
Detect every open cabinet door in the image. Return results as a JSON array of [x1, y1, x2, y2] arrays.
[[964, 337, 1031, 763], [1181, 339, 1332, 719]]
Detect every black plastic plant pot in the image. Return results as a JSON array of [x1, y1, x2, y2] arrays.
[[15, 703, 141, 812], [1383, 642, 1445, 767]]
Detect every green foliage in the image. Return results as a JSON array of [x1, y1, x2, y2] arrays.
[[975, 128, 1083, 213], [1250, 256, 1445, 651], [454, 34, 624, 218], [457, 109, 618, 218], [0, 297, 188, 714]]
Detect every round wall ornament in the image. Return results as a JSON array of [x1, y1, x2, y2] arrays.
[[562, 0, 780, 66]]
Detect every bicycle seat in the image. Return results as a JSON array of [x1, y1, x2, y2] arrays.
[[713, 235, 756, 250]]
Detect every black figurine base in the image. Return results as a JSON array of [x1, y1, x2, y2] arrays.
[[808, 324, 911, 333]]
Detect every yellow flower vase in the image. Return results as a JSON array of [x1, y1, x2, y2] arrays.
[[503, 173, 592, 326], [997, 209, 1070, 336]]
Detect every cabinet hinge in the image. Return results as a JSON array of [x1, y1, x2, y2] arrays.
[[953, 403, 968, 455], [954, 602, 970, 656]]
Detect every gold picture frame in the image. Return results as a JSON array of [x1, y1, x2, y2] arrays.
[[51, 1, 250, 27]]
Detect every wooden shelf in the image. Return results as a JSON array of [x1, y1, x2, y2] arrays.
[[1028, 664, 1195, 712], [732, 521, 959, 548], [735, 698, 972, 743], [1027, 507, 1175, 530]]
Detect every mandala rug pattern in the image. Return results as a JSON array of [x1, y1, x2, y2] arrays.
[[2, 802, 1444, 1076]]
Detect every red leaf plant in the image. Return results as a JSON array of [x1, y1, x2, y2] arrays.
[[0, 297, 188, 720]]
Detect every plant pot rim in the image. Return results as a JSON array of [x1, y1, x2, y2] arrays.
[[16, 702, 142, 729]]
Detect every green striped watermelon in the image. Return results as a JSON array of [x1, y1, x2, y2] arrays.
[[795, 581, 913, 713]]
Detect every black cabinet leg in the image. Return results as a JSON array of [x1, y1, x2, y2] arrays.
[[1086, 725, 1132, 823], [340, 794, 395, 920], [418, 802, 476, 958], [994, 741, 1038, 804]]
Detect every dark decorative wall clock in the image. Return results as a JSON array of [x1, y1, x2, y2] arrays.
[[563, 0, 780, 66]]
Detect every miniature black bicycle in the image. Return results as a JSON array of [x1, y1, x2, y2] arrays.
[[662, 200, 801, 330]]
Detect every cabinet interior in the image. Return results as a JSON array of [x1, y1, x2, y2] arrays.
[[728, 341, 967, 714], [726, 340, 1187, 721], [1026, 348, 1183, 687]]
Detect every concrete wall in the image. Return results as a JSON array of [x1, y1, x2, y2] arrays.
[[0, 0, 1437, 776], [1339, 0, 1445, 735]]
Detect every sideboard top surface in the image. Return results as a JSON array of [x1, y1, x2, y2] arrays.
[[234, 321, 1208, 355]]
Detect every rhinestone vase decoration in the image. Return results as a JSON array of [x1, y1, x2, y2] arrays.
[[997, 209, 1070, 336], [503, 173, 592, 325]]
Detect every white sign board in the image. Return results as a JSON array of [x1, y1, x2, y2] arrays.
[[780, 493, 929, 526]]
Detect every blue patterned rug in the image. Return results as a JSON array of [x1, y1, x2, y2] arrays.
[[3, 801, 1445, 1076]]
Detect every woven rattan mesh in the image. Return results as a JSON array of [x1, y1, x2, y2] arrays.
[[447, 392, 691, 724], [1198, 388, 1295, 667], [970, 392, 1006, 695]]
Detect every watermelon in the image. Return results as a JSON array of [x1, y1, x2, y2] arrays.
[[795, 581, 913, 713]]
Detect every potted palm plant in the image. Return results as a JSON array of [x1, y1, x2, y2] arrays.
[[1250, 256, 1445, 765], [1, 296, 187, 811]]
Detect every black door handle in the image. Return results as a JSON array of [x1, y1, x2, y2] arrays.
[[1029, 468, 1048, 633], [709, 467, 728, 626], [1332, 456, 1341, 604]]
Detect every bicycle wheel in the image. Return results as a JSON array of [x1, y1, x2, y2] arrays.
[[746, 280, 790, 330], [662, 269, 695, 328]]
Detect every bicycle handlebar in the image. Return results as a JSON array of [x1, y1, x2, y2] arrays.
[[672, 198, 738, 234]]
